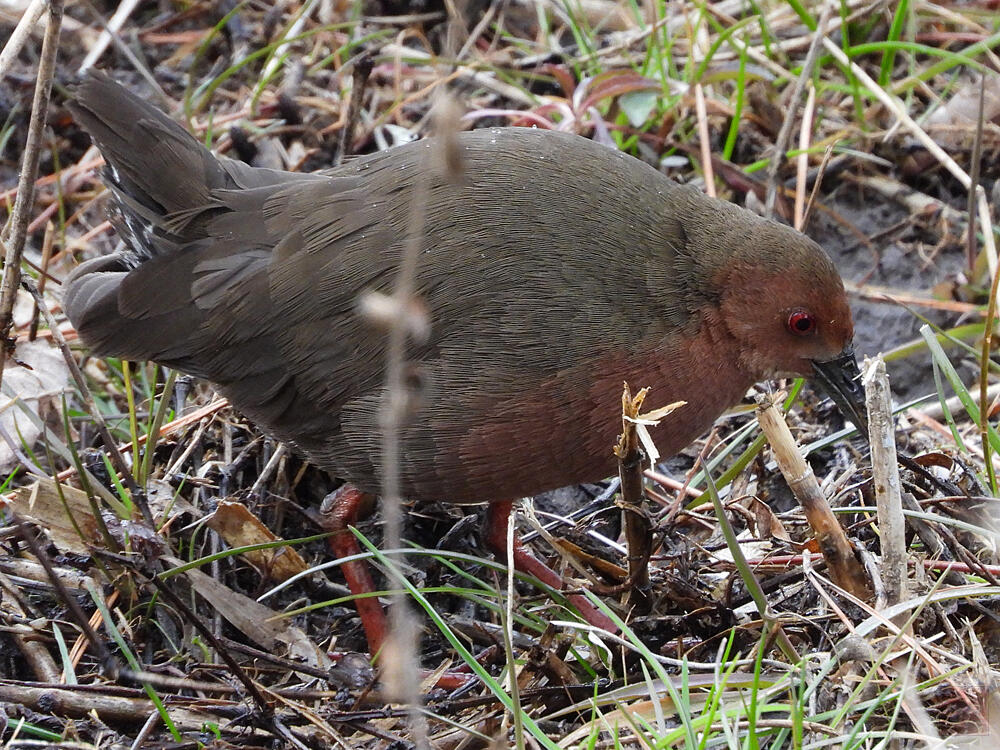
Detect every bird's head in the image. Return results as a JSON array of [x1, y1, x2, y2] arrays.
[[714, 221, 866, 430]]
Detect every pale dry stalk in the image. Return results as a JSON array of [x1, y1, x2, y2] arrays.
[[756, 394, 870, 599], [862, 356, 907, 609]]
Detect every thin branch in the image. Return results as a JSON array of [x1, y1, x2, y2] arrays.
[[21, 277, 149, 522], [0, 0, 48, 80], [0, 0, 64, 389], [764, 3, 831, 219]]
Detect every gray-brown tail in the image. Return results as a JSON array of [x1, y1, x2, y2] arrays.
[[65, 71, 236, 263], [63, 72, 355, 457], [63, 72, 255, 366], [63, 71, 317, 380]]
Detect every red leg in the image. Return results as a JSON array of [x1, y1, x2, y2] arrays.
[[484, 500, 617, 632], [319, 485, 387, 656]]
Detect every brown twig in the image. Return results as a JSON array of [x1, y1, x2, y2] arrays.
[[793, 83, 816, 230], [966, 75, 985, 276], [764, 4, 831, 219], [21, 277, 149, 521], [800, 143, 834, 232], [0, 0, 48, 80], [140, 573, 274, 718], [0, 0, 64, 390], [357, 95, 462, 743], [614, 383, 652, 614], [16, 519, 117, 674], [335, 52, 375, 166], [693, 83, 716, 197]]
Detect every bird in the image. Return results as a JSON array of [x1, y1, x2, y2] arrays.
[[64, 70, 864, 651]]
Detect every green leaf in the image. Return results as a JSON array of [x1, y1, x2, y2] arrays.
[[619, 90, 658, 127]]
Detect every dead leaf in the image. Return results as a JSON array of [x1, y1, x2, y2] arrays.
[[926, 73, 1000, 128], [14, 477, 102, 556], [206, 500, 307, 582], [746, 496, 791, 542], [553, 538, 627, 580], [166, 557, 330, 673], [0, 339, 70, 472]]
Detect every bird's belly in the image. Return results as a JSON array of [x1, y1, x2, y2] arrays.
[[401, 333, 754, 504]]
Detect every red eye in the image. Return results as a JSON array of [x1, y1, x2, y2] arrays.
[[787, 309, 816, 335]]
